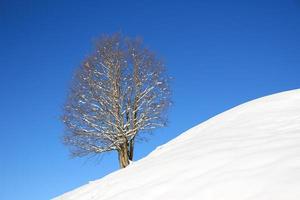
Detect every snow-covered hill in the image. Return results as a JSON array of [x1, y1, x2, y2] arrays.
[[54, 89, 300, 200]]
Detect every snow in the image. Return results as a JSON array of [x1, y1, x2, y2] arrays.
[[53, 89, 300, 200]]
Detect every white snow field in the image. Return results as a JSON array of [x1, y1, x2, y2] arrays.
[[54, 89, 300, 200]]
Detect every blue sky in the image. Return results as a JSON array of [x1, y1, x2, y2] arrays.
[[1, 0, 300, 199]]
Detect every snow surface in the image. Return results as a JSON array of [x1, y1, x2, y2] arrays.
[[54, 89, 300, 200]]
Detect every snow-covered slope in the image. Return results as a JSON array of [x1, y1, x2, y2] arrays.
[[54, 89, 300, 200]]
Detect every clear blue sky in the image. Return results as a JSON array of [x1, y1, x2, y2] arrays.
[[1, 0, 300, 199]]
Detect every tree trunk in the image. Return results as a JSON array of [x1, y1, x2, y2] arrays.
[[118, 143, 129, 168], [128, 137, 135, 161]]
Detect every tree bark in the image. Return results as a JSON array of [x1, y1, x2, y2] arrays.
[[118, 143, 129, 168], [128, 137, 135, 161]]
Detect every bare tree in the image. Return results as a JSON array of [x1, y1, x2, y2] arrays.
[[62, 33, 171, 168]]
